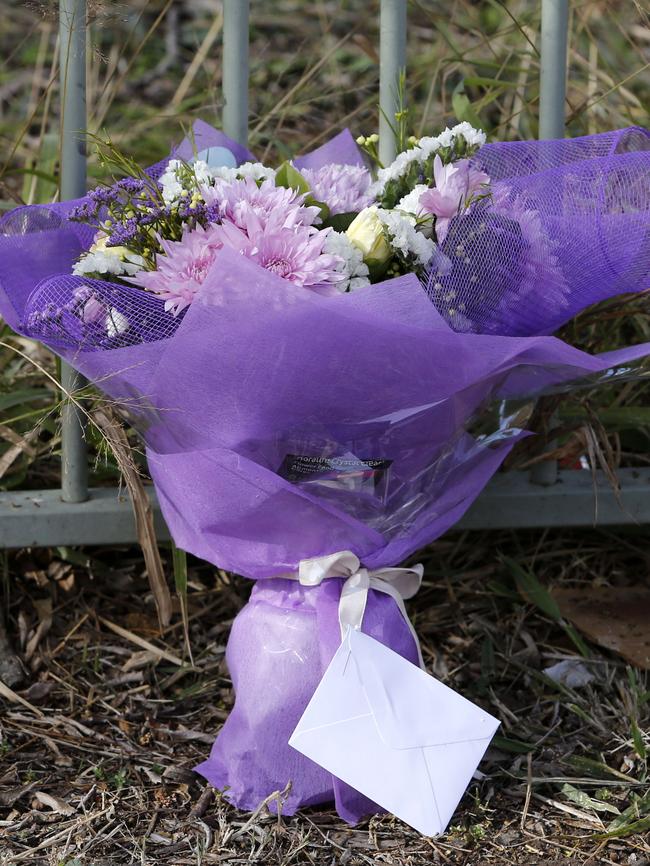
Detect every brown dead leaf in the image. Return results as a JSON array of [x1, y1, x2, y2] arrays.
[[33, 790, 75, 815], [0, 678, 44, 717], [553, 586, 650, 669], [47, 561, 75, 591], [118, 718, 134, 735], [24, 569, 49, 589], [0, 422, 38, 480], [122, 649, 160, 672], [20, 680, 55, 703], [25, 597, 53, 662], [125, 611, 161, 638], [0, 782, 38, 807]]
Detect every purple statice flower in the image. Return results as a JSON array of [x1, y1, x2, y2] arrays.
[[87, 186, 116, 207], [418, 156, 490, 242], [114, 177, 146, 194], [200, 177, 319, 229], [177, 199, 210, 225], [106, 218, 140, 247], [130, 206, 344, 315], [69, 199, 98, 222], [301, 164, 373, 215]]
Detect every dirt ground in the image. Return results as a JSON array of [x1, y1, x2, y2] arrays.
[[1, 526, 649, 866]]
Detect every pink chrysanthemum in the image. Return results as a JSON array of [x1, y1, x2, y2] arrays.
[[130, 223, 225, 315], [131, 207, 344, 315], [214, 208, 346, 294], [200, 177, 319, 229], [301, 164, 373, 215]]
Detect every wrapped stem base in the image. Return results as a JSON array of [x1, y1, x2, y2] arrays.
[[195, 577, 419, 823]]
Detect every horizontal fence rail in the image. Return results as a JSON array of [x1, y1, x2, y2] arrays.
[[2, 469, 650, 549], [2, 0, 647, 551]]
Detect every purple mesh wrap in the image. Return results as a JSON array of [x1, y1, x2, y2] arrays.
[[0, 123, 649, 824], [429, 127, 649, 335]]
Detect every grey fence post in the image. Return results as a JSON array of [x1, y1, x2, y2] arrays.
[[531, 0, 568, 485], [539, 0, 569, 139], [379, 0, 407, 166], [222, 0, 249, 147], [59, 0, 88, 503]]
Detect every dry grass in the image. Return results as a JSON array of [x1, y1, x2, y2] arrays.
[[1, 529, 649, 865]]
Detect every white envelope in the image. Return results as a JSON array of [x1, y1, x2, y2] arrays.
[[289, 628, 500, 836]]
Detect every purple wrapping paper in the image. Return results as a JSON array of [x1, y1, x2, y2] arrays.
[[0, 124, 649, 822]]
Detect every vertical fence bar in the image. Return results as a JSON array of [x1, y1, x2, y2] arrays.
[[59, 0, 88, 503], [530, 0, 568, 486], [539, 0, 569, 139], [222, 0, 249, 147], [379, 0, 407, 166]]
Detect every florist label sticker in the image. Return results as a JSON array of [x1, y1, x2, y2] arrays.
[[279, 454, 392, 492]]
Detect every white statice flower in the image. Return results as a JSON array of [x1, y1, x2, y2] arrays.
[[369, 147, 425, 198], [235, 162, 276, 182], [396, 184, 430, 217], [418, 135, 443, 158], [159, 159, 186, 204], [371, 124, 486, 199], [451, 121, 486, 149], [160, 159, 277, 205], [208, 161, 276, 184], [436, 127, 455, 148], [192, 159, 215, 186], [323, 230, 370, 292], [375, 209, 436, 268]]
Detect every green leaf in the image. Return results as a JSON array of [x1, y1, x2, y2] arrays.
[[503, 556, 590, 657], [614, 788, 650, 820], [597, 815, 650, 839], [600, 791, 650, 838], [21, 132, 59, 205], [275, 161, 310, 195], [491, 735, 535, 754], [566, 755, 635, 782], [502, 556, 562, 620], [304, 194, 330, 222], [559, 405, 650, 431], [323, 211, 357, 233], [451, 82, 483, 129], [0, 389, 52, 412], [561, 783, 621, 815], [631, 719, 648, 761]]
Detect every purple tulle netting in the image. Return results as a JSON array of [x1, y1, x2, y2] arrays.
[[0, 122, 649, 824], [429, 126, 650, 335]]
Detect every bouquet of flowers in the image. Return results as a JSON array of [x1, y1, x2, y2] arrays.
[[0, 120, 648, 831]]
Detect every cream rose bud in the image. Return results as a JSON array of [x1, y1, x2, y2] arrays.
[[345, 206, 391, 266], [91, 234, 128, 258]]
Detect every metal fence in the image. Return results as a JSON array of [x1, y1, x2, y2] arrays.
[[1, 0, 649, 549]]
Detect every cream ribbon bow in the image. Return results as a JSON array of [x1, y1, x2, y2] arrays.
[[288, 550, 425, 669]]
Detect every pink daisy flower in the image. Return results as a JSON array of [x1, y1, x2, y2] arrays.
[[419, 156, 490, 241]]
